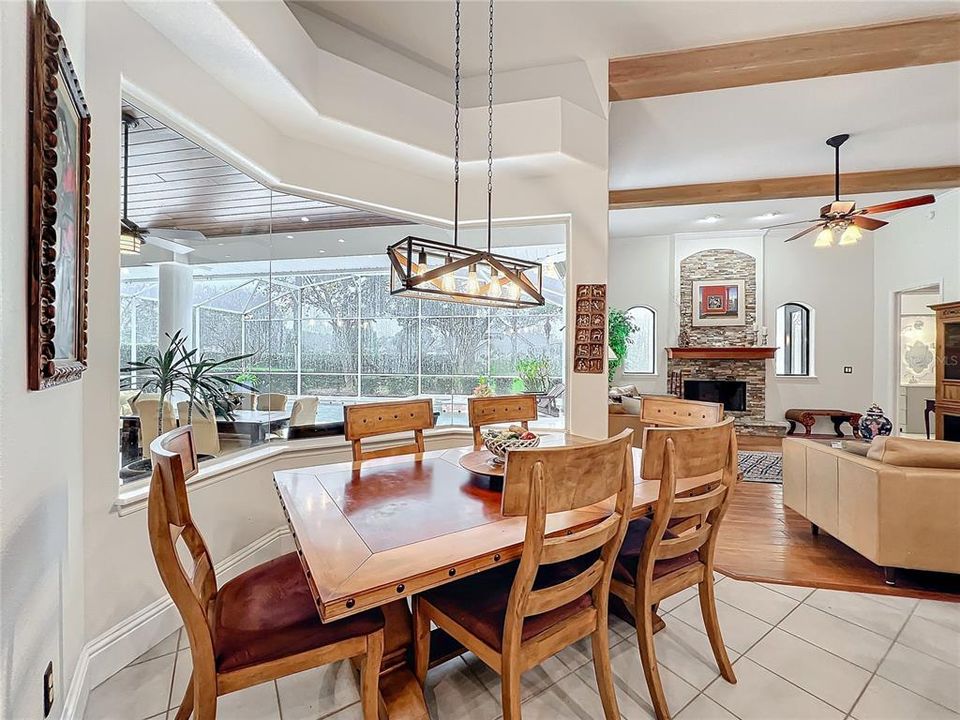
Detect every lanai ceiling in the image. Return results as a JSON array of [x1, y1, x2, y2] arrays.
[[121, 102, 410, 239]]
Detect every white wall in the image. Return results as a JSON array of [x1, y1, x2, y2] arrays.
[[764, 229, 875, 429], [873, 190, 960, 414], [0, 2, 87, 717], [608, 235, 672, 394]]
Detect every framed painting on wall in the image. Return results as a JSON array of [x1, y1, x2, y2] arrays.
[[692, 280, 745, 327], [28, 0, 91, 390]]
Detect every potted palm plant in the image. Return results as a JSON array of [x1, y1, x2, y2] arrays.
[[119, 330, 254, 480]]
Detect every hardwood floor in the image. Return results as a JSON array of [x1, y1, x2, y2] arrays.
[[715, 482, 960, 602]]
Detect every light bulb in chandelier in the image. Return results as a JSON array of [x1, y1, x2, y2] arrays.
[[466, 264, 480, 295], [441, 255, 457, 292], [814, 226, 835, 248], [506, 280, 521, 300], [487, 268, 502, 298], [838, 223, 861, 246]]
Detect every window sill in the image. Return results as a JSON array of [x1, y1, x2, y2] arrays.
[[114, 426, 477, 516], [774, 374, 818, 379]]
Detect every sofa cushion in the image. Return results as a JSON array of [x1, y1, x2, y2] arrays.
[[867, 436, 960, 470]]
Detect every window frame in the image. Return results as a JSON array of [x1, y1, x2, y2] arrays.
[[776, 302, 813, 377], [622, 305, 657, 376]]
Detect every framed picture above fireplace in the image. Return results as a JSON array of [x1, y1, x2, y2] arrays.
[[692, 280, 745, 327]]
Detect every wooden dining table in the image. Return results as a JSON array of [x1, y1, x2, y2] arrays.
[[274, 433, 716, 719]]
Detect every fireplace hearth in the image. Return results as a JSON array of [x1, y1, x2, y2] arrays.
[[684, 380, 747, 412]]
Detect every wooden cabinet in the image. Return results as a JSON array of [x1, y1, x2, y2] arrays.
[[931, 301, 960, 441]]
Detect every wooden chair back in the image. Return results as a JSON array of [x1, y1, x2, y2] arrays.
[[640, 396, 724, 428], [344, 398, 435, 462], [639, 418, 738, 583], [468, 394, 538, 449], [256, 393, 288, 411], [501, 430, 634, 640], [234, 392, 257, 410], [148, 426, 219, 683]]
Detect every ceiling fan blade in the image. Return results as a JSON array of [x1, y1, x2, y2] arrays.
[[856, 194, 935, 215], [762, 218, 823, 229], [145, 227, 207, 244], [851, 216, 889, 231], [784, 224, 824, 243]]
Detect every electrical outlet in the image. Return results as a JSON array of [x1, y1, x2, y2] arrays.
[[43, 661, 54, 717], [843, 366, 853, 374]]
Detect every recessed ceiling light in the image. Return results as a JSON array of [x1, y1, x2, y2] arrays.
[[757, 211, 781, 220], [217, 242, 225, 246], [338, 238, 345, 243], [698, 215, 722, 224], [317, 249, 326, 254], [286, 235, 294, 239], [300, 216, 310, 222]]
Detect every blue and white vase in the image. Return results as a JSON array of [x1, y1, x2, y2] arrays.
[[859, 404, 893, 441]]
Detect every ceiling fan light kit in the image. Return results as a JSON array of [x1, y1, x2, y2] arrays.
[[388, 0, 545, 309], [769, 133, 936, 246]]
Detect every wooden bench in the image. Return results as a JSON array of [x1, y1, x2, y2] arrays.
[[785, 408, 862, 438]]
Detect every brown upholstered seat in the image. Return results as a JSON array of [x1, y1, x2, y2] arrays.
[[613, 517, 699, 584], [422, 558, 594, 652], [214, 552, 384, 672]]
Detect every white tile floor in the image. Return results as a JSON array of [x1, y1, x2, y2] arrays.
[[84, 577, 960, 720]]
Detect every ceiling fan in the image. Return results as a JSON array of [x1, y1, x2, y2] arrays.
[[765, 133, 935, 247], [120, 110, 203, 255]]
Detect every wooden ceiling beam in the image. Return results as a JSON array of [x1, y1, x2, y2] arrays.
[[609, 14, 960, 101], [609, 166, 960, 210]]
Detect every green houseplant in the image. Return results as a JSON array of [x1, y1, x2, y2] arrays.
[[608, 308, 638, 383], [516, 356, 551, 393], [179, 349, 255, 423], [120, 330, 195, 438]]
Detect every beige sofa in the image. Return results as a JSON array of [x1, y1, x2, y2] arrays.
[[783, 436, 960, 583]]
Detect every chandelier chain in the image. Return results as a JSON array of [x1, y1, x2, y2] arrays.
[[453, 0, 461, 246], [486, 0, 494, 251]]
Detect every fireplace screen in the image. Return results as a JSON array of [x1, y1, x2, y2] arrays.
[[684, 380, 747, 412]]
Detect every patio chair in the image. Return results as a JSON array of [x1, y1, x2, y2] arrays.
[[536, 381, 565, 417]]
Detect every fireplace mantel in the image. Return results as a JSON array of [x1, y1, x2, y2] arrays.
[[666, 347, 778, 360]]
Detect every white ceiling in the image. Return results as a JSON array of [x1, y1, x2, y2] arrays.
[[608, 189, 952, 238], [298, 1, 957, 77], [609, 63, 960, 189]]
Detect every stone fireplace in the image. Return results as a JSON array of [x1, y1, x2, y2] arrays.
[[667, 247, 786, 436]]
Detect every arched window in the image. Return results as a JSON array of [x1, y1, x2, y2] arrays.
[[776, 302, 812, 376], [623, 306, 656, 374]]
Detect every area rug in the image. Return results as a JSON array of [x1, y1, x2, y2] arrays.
[[738, 450, 783, 484]]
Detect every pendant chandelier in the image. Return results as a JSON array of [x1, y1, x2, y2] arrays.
[[387, 0, 544, 308]]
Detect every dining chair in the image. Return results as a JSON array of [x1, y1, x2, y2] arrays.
[[610, 418, 738, 720], [639, 396, 724, 428], [176, 402, 222, 457], [256, 393, 287, 411], [344, 398, 435, 462], [135, 396, 177, 455], [468, 394, 538, 449], [289, 396, 319, 427], [148, 426, 385, 720], [412, 429, 635, 720]]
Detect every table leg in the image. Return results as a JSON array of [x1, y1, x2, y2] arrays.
[[830, 416, 845, 438], [925, 406, 933, 440], [376, 600, 430, 719]]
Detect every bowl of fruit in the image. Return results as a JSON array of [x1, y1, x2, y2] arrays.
[[482, 426, 540, 464]]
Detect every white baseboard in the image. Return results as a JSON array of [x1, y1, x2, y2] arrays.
[[61, 526, 292, 720]]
